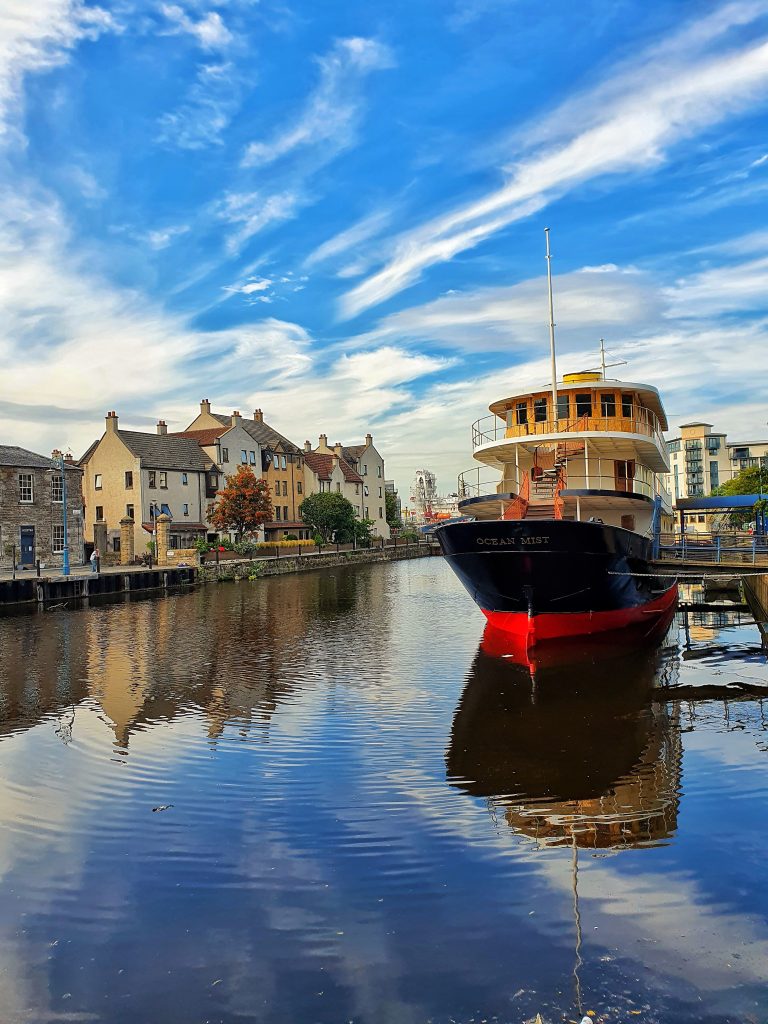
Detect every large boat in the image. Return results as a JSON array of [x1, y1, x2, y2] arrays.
[[435, 233, 677, 645]]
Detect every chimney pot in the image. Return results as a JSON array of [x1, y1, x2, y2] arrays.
[[200, 398, 211, 414], [304, 440, 311, 452], [157, 420, 168, 435], [365, 433, 373, 446], [106, 411, 118, 432], [254, 408, 264, 422]]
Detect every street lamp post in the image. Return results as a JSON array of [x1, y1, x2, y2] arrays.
[[52, 450, 70, 576]]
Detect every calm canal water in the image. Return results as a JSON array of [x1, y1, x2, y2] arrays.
[[1, 559, 767, 1024]]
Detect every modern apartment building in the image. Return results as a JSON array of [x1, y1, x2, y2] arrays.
[[665, 421, 768, 532]]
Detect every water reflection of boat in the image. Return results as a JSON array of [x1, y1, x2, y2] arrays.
[[447, 627, 681, 849]]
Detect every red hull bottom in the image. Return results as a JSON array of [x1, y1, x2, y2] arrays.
[[482, 585, 678, 645]]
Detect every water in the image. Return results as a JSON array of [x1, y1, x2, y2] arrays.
[[0, 560, 767, 1024]]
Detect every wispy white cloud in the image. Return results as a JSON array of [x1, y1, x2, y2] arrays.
[[217, 189, 304, 253], [242, 37, 393, 168], [160, 3, 233, 51], [666, 255, 768, 316], [304, 207, 394, 271], [0, 0, 118, 141], [353, 266, 662, 352], [341, 5, 768, 318], [66, 165, 107, 202], [157, 61, 243, 150], [142, 224, 191, 250]]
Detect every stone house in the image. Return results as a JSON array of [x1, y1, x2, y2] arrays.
[[79, 412, 219, 556], [316, 433, 390, 539], [0, 445, 84, 569], [185, 400, 311, 540]]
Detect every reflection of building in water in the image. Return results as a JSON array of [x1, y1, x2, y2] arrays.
[[0, 561, 393, 749], [447, 631, 682, 849]]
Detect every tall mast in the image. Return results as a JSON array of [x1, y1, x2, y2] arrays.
[[545, 228, 559, 424], [600, 337, 606, 379]]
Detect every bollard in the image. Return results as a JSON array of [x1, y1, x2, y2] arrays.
[[36, 559, 41, 578], [276, 544, 280, 560]]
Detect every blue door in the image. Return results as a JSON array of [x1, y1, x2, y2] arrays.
[[20, 526, 35, 565]]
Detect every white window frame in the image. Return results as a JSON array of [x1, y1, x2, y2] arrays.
[[94, 473, 102, 491], [52, 524, 65, 553], [51, 475, 63, 503]]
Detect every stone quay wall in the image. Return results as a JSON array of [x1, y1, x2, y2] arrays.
[[198, 543, 433, 583]]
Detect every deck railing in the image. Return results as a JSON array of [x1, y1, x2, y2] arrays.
[[458, 465, 672, 506], [471, 412, 666, 453]]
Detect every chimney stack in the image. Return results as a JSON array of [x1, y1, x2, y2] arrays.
[[334, 442, 343, 457], [253, 409, 264, 423], [231, 410, 242, 426], [156, 420, 168, 435], [304, 440, 312, 452], [365, 433, 373, 447], [200, 398, 211, 415], [105, 410, 118, 433], [318, 433, 328, 450]]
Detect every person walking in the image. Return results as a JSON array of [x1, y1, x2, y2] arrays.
[[90, 548, 99, 574]]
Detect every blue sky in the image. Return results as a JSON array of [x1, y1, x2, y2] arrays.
[[2, 0, 768, 498]]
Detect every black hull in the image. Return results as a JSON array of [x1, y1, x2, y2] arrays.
[[435, 519, 677, 641]]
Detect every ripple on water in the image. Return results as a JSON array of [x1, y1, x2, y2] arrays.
[[0, 561, 767, 1024]]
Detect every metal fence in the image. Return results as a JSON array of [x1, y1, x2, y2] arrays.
[[658, 532, 768, 565]]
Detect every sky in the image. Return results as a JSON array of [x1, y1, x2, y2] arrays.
[[2, 0, 768, 501]]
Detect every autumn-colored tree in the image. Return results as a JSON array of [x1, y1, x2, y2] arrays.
[[208, 466, 273, 541]]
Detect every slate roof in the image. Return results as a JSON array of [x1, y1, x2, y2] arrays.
[[0, 445, 82, 472], [212, 413, 301, 455], [116, 431, 211, 471], [303, 452, 335, 480], [341, 444, 367, 463]]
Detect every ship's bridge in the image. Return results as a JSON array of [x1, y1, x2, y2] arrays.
[[473, 375, 669, 474]]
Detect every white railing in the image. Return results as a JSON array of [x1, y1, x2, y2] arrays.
[[457, 465, 672, 506], [471, 412, 667, 454], [457, 467, 507, 500]]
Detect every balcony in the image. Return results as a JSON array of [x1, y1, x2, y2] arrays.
[[471, 412, 667, 454]]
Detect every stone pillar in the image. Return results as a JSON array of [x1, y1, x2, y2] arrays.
[[156, 513, 171, 566], [120, 517, 135, 565], [93, 520, 108, 558]]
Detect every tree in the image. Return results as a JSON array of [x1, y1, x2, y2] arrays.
[[208, 465, 273, 541], [385, 490, 402, 530], [712, 464, 768, 529], [299, 492, 357, 543]]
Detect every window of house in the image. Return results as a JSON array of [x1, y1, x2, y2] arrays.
[[51, 475, 63, 502], [600, 393, 616, 417], [94, 473, 102, 491], [710, 462, 719, 488], [126, 504, 134, 519], [283, 505, 288, 520], [698, 514, 706, 524], [209, 473, 218, 490], [241, 450, 248, 463], [282, 481, 287, 496], [377, 465, 381, 477], [159, 472, 167, 488], [148, 471, 156, 488], [182, 473, 188, 485], [668, 439, 681, 453], [297, 481, 303, 494], [363, 464, 368, 475], [52, 524, 65, 553], [281, 455, 287, 470], [379, 487, 382, 497], [705, 436, 720, 452], [515, 401, 528, 425], [364, 506, 369, 518], [222, 447, 229, 463], [379, 506, 383, 519], [575, 393, 592, 418], [621, 393, 633, 417], [95, 505, 104, 521], [275, 507, 281, 520], [125, 470, 133, 489], [113, 537, 121, 553], [355, 484, 359, 494], [556, 394, 570, 420], [183, 503, 189, 516], [249, 451, 256, 464], [533, 397, 548, 422], [18, 473, 33, 503], [336, 482, 341, 492]]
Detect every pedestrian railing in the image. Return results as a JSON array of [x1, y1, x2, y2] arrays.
[[657, 534, 768, 565]]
